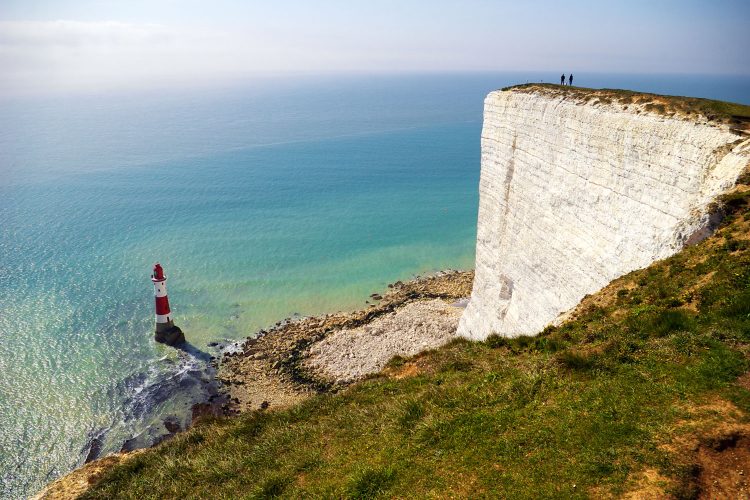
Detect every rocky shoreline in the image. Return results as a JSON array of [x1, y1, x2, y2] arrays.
[[217, 270, 474, 414], [34, 270, 473, 499]]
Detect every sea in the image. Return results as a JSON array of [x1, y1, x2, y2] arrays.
[[1, 72, 749, 498]]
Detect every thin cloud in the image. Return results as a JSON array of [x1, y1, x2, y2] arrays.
[[0, 20, 177, 48], [0, 20, 248, 94], [0, 2, 747, 97]]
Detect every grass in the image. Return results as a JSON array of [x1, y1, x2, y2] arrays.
[[82, 181, 750, 498], [501, 83, 750, 127]]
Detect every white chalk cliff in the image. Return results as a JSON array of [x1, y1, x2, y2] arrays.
[[458, 86, 750, 340]]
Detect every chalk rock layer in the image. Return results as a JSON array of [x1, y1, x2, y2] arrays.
[[458, 87, 750, 340]]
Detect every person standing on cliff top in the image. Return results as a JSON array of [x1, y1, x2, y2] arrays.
[[569, 74, 573, 86], [560, 74, 565, 85]]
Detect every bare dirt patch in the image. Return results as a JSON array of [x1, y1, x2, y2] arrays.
[[391, 363, 421, 379], [621, 468, 674, 499], [695, 429, 750, 499], [622, 398, 750, 499], [738, 372, 750, 391], [32, 451, 145, 500]]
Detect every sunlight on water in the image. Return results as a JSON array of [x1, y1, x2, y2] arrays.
[[1, 73, 749, 498]]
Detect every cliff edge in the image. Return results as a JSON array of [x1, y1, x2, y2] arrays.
[[459, 84, 750, 340]]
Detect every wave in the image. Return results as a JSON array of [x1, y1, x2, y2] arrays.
[[82, 343, 224, 463]]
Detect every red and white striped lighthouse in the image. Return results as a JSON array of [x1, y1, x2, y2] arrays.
[[151, 263, 185, 346]]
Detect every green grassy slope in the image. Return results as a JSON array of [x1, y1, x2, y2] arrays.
[[83, 175, 750, 499]]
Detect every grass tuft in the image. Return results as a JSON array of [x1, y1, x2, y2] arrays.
[[398, 399, 426, 433], [346, 466, 396, 499], [257, 474, 292, 498], [557, 350, 596, 371]]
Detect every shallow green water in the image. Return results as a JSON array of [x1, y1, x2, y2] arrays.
[[2, 73, 750, 498]]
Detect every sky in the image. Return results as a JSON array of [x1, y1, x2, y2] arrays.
[[0, 0, 748, 95]]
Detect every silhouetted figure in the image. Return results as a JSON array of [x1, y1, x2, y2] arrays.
[[569, 74, 573, 86], [561, 74, 565, 85]]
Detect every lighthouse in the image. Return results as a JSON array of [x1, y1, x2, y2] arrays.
[[151, 263, 185, 346]]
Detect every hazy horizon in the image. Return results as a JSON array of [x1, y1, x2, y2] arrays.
[[1, 0, 748, 96]]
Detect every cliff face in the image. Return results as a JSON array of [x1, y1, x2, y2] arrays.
[[458, 86, 750, 340]]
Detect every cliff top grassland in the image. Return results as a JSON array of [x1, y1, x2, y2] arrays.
[[73, 168, 750, 499], [502, 84, 750, 131]]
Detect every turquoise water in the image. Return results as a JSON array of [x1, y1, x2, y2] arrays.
[[1, 73, 749, 498]]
